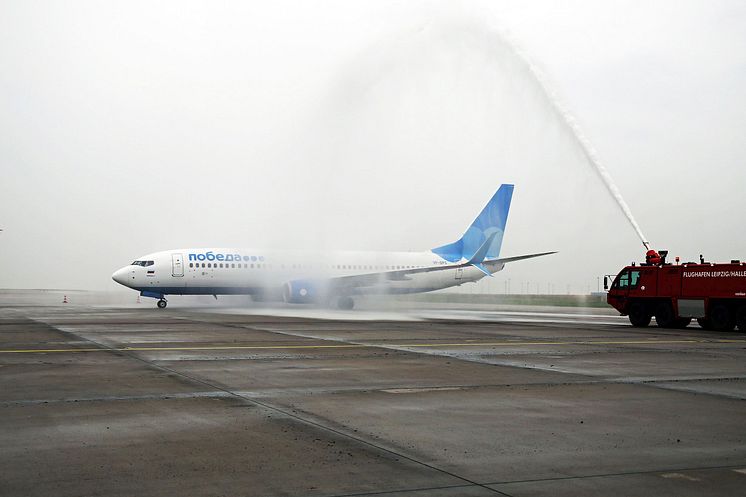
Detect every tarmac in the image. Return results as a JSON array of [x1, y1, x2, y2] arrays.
[[2, 298, 746, 496]]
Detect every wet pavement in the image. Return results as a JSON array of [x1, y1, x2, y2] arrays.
[[1, 303, 746, 496]]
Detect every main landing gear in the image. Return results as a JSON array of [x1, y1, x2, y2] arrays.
[[337, 296, 355, 310], [157, 299, 168, 309]]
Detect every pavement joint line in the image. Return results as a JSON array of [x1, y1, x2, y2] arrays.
[[318, 482, 488, 497], [640, 375, 746, 383], [31, 317, 511, 497], [0, 391, 235, 407], [1, 338, 732, 354], [484, 462, 746, 487], [2, 380, 615, 407]]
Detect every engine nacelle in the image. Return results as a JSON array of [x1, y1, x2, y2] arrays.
[[282, 279, 323, 304]]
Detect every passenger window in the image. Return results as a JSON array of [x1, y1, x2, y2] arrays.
[[219, 263, 224, 268], [201, 263, 205, 268], [208, 263, 212, 268], [189, 263, 193, 268]]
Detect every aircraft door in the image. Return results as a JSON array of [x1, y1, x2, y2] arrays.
[[455, 267, 463, 280], [172, 253, 184, 277]]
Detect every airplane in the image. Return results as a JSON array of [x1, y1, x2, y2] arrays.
[[112, 184, 555, 309]]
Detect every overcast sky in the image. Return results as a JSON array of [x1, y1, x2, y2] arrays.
[[1, 0, 745, 293]]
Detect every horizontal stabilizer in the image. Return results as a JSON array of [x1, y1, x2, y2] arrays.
[[490, 251, 557, 264]]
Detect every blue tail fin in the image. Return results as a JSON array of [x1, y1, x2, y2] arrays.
[[431, 184, 514, 262]]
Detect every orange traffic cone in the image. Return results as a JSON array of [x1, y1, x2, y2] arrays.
[[62, 295, 68, 304]]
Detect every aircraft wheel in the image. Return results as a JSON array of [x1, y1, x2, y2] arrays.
[[338, 296, 354, 310], [157, 299, 168, 309], [710, 304, 735, 331], [628, 302, 651, 327], [654, 302, 676, 328]]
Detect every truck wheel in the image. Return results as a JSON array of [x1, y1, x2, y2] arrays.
[[628, 302, 651, 327], [735, 305, 746, 332], [710, 304, 735, 331], [654, 302, 676, 328], [697, 318, 713, 330]]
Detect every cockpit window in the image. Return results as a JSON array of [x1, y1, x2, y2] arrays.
[[131, 260, 154, 267]]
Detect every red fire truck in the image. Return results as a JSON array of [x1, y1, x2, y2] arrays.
[[606, 249, 746, 331]]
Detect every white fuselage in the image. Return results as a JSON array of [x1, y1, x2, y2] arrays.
[[112, 247, 494, 300]]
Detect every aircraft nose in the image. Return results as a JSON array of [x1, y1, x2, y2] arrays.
[[112, 267, 130, 286]]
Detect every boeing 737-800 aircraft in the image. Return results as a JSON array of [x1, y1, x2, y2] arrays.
[[112, 184, 555, 309]]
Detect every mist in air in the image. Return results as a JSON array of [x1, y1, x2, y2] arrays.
[[1, 1, 745, 294]]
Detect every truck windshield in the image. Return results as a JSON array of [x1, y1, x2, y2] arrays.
[[613, 269, 641, 289]]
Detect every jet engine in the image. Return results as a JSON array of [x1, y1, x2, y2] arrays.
[[282, 279, 323, 304]]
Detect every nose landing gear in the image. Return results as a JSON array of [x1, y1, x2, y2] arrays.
[[157, 299, 168, 309]]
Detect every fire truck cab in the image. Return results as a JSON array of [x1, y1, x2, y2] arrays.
[[607, 250, 746, 331]]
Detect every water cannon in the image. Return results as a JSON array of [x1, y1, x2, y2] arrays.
[[644, 248, 669, 266], [645, 249, 661, 266]]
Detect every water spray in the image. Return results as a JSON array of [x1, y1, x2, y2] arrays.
[[495, 27, 649, 248]]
